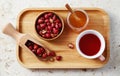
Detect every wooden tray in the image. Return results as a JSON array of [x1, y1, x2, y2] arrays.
[[17, 8, 110, 69]]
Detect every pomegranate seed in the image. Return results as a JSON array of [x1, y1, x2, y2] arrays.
[[28, 45, 33, 50], [42, 53, 48, 58], [53, 28, 59, 34], [67, 43, 74, 49], [33, 44, 38, 50], [56, 56, 62, 61], [38, 19, 44, 24], [40, 23, 46, 29]]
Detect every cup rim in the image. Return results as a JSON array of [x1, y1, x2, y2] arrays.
[[67, 9, 89, 32], [76, 30, 105, 59]]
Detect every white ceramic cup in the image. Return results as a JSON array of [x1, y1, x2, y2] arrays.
[[67, 9, 89, 32], [76, 30, 105, 61]]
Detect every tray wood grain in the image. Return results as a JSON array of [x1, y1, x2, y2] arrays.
[[16, 8, 110, 69]]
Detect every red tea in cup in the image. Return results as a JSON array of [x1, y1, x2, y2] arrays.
[[79, 34, 101, 56]]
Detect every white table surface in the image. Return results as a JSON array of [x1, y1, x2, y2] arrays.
[[0, 0, 120, 76]]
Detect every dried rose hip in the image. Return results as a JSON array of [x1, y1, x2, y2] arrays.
[[33, 44, 38, 50], [28, 45, 33, 50], [48, 51, 56, 57], [35, 12, 63, 39], [56, 56, 62, 61], [25, 40, 46, 57], [36, 48, 43, 55], [25, 40, 63, 62], [42, 53, 48, 58], [67, 43, 74, 49]]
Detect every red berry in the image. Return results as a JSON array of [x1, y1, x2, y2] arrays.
[[44, 14, 49, 19], [56, 56, 62, 61], [47, 22, 51, 26], [45, 19, 49, 23], [52, 15, 56, 20], [28, 45, 33, 50], [40, 47, 45, 53], [67, 43, 74, 49], [48, 12, 53, 17], [38, 19, 44, 24], [45, 33, 51, 38], [36, 48, 42, 55], [42, 53, 48, 58], [55, 24, 59, 29], [58, 23, 62, 28], [53, 28, 59, 34], [33, 44, 38, 50], [47, 30, 51, 34], [51, 23, 55, 27], [47, 25, 52, 31], [55, 19, 60, 23], [40, 23, 46, 29], [48, 51, 56, 57]]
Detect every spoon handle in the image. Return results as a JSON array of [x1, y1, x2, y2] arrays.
[[65, 4, 74, 14], [2, 23, 24, 41], [65, 4, 80, 20]]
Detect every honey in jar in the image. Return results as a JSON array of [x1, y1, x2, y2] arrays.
[[69, 11, 87, 28]]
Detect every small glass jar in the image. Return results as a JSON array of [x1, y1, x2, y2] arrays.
[[67, 9, 89, 33]]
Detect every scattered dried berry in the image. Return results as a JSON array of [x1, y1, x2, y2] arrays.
[[56, 56, 62, 61], [48, 51, 56, 57], [67, 43, 74, 49], [25, 40, 63, 62]]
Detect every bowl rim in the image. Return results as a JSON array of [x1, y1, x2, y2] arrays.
[[34, 11, 64, 41]]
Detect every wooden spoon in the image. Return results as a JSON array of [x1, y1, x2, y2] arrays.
[[65, 4, 80, 20], [2, 23, 50, 61]]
